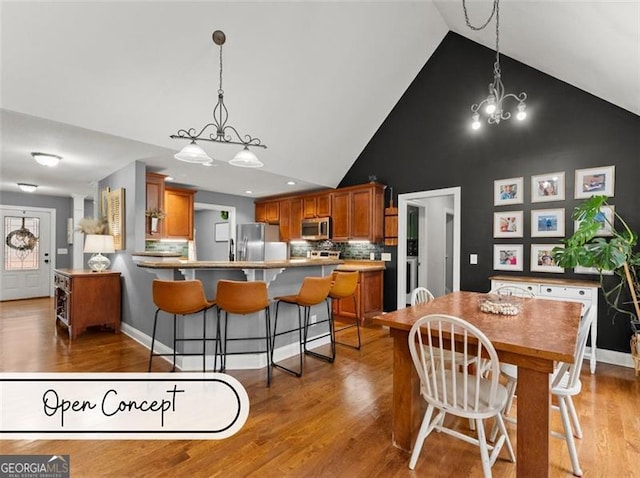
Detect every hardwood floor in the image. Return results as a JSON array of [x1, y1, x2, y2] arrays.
[[1, 297, 638, 477]]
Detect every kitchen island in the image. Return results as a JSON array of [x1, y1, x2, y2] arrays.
[[136, 258, 343, 371]]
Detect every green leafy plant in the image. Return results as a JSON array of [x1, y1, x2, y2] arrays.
[[145, 208, 166, 219], [553, 195, 640, 330]]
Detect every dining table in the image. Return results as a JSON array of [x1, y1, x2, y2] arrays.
[[373, 290, 582, 478]]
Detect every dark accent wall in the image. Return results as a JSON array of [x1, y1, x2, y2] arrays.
[[340, 32, 640, 353]]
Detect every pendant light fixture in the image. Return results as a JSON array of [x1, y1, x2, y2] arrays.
[[171, 30, 267, 167], [463, 0, 527, 129]]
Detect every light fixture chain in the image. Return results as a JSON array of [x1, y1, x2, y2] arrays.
[[462, 0, 497, 31], [218, 42, 224, 94]]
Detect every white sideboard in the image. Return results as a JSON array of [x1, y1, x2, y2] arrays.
[[490, 275, 600, 373]]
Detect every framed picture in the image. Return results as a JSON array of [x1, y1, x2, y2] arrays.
[[575, 165, 615, 198], [493, 244, 524, 271], [494, 177, 524, 206], [531, 208, 565, 237], [493, 211, 524, 238], [574, 205, 615, 237], [530, 244, 564, 273], [215, 222, 229, 242], [574, 265, 613, 276], [531, 172, 565, 203]]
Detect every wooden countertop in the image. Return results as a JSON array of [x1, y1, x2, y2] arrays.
[[336, 260, 386, 272], [136, 258, 343, 269], [133, 251, 182, 257]]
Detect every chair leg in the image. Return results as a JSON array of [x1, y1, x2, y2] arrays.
[[475, 419, 493, 478], [558, 396, 583, 476], [565, 395, 583, 439], [408, 404, 438, 470], [221, 311, 228, 373], [148, 309, 160, 372], [202, 309, 207, 373]]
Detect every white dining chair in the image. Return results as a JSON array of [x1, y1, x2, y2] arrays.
[[407, 314, 515, 477], [487, 285, 537, 413], [410, 287, 435, 306], [550, 305, 596, 477]]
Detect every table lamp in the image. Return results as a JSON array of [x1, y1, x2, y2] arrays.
[[84, 234, 115, 272]]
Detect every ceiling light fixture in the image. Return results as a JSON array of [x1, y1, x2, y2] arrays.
[[171, 30, 267, 167], [31, 152, 62, 167], [18, 183, 38, 192], [463, 0, 527, 130]]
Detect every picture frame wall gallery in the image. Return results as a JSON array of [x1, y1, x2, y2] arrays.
[[492, 166, 615, 273]]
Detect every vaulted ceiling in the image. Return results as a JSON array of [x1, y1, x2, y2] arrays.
[[1, 1, 638, 199]]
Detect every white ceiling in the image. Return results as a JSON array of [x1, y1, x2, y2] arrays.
[[1, 1, 638, 200]]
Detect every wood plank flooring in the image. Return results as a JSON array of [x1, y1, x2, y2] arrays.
[[1, 298, 638, 477]]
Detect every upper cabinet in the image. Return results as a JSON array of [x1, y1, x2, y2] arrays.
[[332, 183, 384, 242], [303, 193, 332, 218], [164, 186, 195, 240], [255, 183, 384, 243], [145, 173, 166, 239]]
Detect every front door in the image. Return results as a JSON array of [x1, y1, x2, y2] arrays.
[[1, 207, 52, 300]]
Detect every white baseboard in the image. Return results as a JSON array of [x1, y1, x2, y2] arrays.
[[120, 323, 331, 372], [589, 346, 634, 369]]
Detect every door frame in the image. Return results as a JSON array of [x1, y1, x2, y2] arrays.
[[194, 202, 237, 258], [396, 187, 461, 310], [1, 204, 57, 298]]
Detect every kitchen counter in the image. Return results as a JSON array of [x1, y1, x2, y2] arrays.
[[133, 251, 182, 257], [136, 258, 342, 269], [336, 260, 386, 272]]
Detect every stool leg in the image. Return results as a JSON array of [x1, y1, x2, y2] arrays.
[[221, 311, 228, 373], [265, 306, 272, 386], [271, 301, 303, 377], [334, 294, 361, 350], [303, 300, 335, 363], [148, 308, 161, 372], [172, 314, 178, 372], [202, 309, 207, 373]]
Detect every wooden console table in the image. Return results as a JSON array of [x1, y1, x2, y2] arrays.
[[54, 269, 121, 339], [490, 275, 600, 373]]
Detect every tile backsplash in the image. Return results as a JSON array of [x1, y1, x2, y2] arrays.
[[290, 241, 385, 260]]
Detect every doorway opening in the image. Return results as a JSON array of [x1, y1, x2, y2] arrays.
[[194, 203, 237, 261], [396, 187, 461, 309]]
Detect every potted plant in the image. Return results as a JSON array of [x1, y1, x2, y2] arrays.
[[552, 195, 640, 361], [145, 209, 166, 234]]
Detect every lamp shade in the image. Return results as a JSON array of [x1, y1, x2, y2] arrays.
[[18, 183, 38, 192], [31, 152, 62, 167], [174, 141, 212, 164], [229, 146, 263, 168], [84, 234, 115, 254]]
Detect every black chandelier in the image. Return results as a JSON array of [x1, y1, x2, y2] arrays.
[[463, 0, 527, 129], [171, 30, 267, 167]]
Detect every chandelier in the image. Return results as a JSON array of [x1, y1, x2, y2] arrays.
[[171, 30, 267, 167], [463, 0, 527, 129]]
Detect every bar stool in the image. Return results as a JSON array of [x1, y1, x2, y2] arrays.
[[329, 271, 361, 350], [215, 280, 272, 386], [271, 275, 334, 377], [148, 279, 217, 372]]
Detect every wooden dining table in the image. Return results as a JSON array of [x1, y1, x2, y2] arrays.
[[373, 290, 582, 477]]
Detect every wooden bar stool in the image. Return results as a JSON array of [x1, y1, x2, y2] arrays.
[[148, 279, 217, 372], [215, 280, 272, 386], [271, 275, 334, 377], [329, 271, 361, 349]]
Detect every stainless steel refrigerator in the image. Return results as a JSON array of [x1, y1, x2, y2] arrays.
[[236, 223, 287, 261]]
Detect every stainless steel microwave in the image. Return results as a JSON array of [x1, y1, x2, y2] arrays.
[[301, 217, 330, 240]]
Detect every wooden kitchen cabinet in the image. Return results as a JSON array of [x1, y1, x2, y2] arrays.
[[54, 269, 121, 340], [332, 269, 384, 324], [303, 193, 332, 218], [331, 183, 385, 242], [145, 172, 166, 239], [164, 186, 195, 240]]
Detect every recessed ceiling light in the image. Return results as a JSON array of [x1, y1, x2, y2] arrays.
[[245, 190, 253, 194], [287, 181, 296, 185], [31, 152, 62, 167], [165, 176, 174, 181], [18, 183, 38, 193]]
